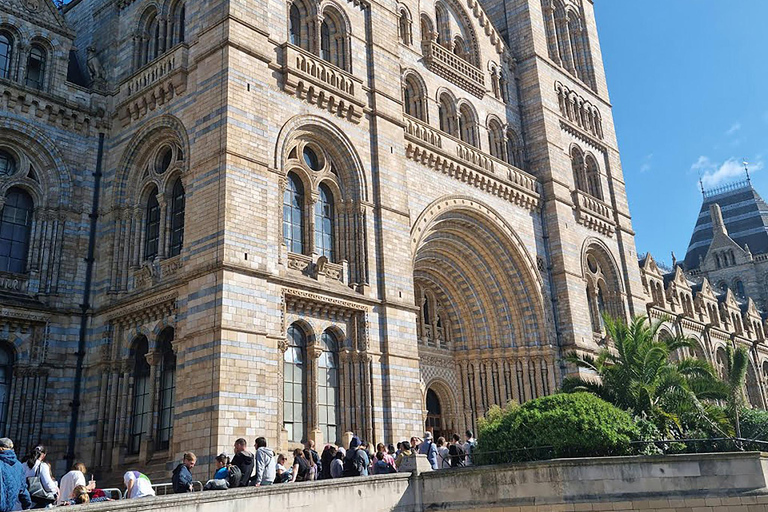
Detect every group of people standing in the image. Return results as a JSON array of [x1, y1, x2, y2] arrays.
[[171, 429, 478, 493]]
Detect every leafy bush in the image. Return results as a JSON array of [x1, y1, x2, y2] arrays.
[[476, 392, 639, 464], [739, 408, 768, 441]]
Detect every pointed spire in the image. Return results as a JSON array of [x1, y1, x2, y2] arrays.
[[710, 203, 728, 236], [743, 158, 751, 183]]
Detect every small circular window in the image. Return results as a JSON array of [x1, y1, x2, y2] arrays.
[[587, 255, 598, 274], [155, 145, 173, 174], [0, 150, 16, 177], [303, 146, 320, 171]]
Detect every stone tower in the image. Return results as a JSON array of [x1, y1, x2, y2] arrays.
[[0, 0, 644, 480]]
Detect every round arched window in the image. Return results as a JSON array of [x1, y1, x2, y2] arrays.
[[0, 150, 16, 177], [155, 145, 173, 174], [303, 146, 320, 171]]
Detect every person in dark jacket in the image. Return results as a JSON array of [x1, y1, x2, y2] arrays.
[[319, 445, 336, 480], [231, 439, 254, 487], [343, 436, 369, 477], [0, 437, 33, 511], [172, 452, 196, 493]]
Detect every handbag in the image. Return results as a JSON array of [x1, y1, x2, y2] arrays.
[[27, 463, 57, 505]]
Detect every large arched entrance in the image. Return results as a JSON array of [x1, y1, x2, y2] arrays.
[[425, 388, 445, 439], [412, 198, 554, 432]]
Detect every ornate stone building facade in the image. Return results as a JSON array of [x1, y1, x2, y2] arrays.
[[2, 0, 742, 482]]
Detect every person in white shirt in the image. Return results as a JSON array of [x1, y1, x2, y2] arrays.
[[23, 445, 59, 504], [58, 462, 94, 505], [124, 470, 156, 499]]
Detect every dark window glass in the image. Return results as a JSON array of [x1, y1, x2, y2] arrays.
[[169, 179, 185, 257], [284, 324, 306, 443], [179, 5, 186, 43], [129, 336, 150, 454], [289, 4, 301, 46], [321, 21, 331, 61], [156, 329, 176, 451], [0, 150, 16, 177], [314, 184, 334, 260], [318, 330, 340, 445], [155, 146, 173, 174], [25, 46, 45, 89], [144, 188, 160, 260], [0, 34, 12, 79], [283, 173, 304, 254], [0, 187, 33, 274], [303, 146, 319, 171], [0, 345, 12, 433]]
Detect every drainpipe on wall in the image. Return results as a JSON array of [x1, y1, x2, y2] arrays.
[[66, 132, 104, 468]]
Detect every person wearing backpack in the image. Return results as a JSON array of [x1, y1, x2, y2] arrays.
[[418, 432, 439, 470], [231, 439, 254, 487], [342, 437, 369, 477], [371, 451, 396, 474], [464, 430, 477, 466], [448, 434, 466, 468], [172, 452, 196, 493], [23, 445, 58, 508]]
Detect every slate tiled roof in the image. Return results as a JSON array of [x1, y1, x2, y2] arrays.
[[683, 181, 768, 269]]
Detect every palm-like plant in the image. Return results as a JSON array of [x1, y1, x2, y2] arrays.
[[719, 342, 750, 438], [562, 315, 727, 435]]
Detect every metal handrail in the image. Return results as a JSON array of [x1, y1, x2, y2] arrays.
[[150, 480, 204, 495], [100, 487, 124, 500]]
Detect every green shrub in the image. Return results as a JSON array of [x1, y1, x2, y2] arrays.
[[476, 392, 639, 464], [739, 408, 768, 441]]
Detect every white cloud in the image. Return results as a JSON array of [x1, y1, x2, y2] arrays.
[[726, 123, 741, 136], [691, 156, 763, 189], [639, 153, 654, 174]]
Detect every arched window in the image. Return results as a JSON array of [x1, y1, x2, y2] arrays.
[[169, 1, 186, 45], [144, 187, 160, 261], [156, 328, 176, 451], [0, 344, 12, 433], [584, 247, 624, 333], [458, 104, 477, 147], [1, 187, 34, 274], [435, 3, 450, 45], [129, 336, 150, 454], [453, 36, 465, 58], [420, 14, 433, 42], [403, 74, 425, 121], [318, 330, 340, 444], [169, 178, 185, 257], [736, 280, 745, 298], [488, 120, 505, 160], [320, 10, 347, 70], [25, 45, 46, 90], [284, 324, 307, 443], [507, 131, 522, 167], [141, 11, 161, 66], [314, 183, 335, 260], [289, 1, 310, 51], [283, 173, 305, 254], [571, 146, 587, 193], [438, 93, 455, 135], [0, 33, 12, 79], [585, 154, 603, 199], [399, 8, 412, 45]]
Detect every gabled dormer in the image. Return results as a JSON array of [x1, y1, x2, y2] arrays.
[[639, 253, 666, 308], [694, 277, 720, 327], [700, 203, 753, 272], [742, 298, 764, 341], [719, 289, 744, 335], [665, 266, 694, 317]]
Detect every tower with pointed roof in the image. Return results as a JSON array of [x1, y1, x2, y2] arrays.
[[683, 179, 768, 308]]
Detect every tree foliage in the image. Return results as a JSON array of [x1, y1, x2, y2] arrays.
[[562, 315, 727, 436], [476, 392, 638, 464]]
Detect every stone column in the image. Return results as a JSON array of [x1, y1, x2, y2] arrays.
[[140, 352, 160, 461], [308, 344, 323, 446], [157, 192, 168, 259]]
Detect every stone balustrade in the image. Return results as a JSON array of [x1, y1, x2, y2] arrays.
[[117, 44, 190, 125], [572, 189, 615, 236], [404, 116, 541, 211], [421, 40, 485, 98], [281, 43, 366, 123]]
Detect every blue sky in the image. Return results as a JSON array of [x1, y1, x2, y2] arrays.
[[594, 1, 768, 266]]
